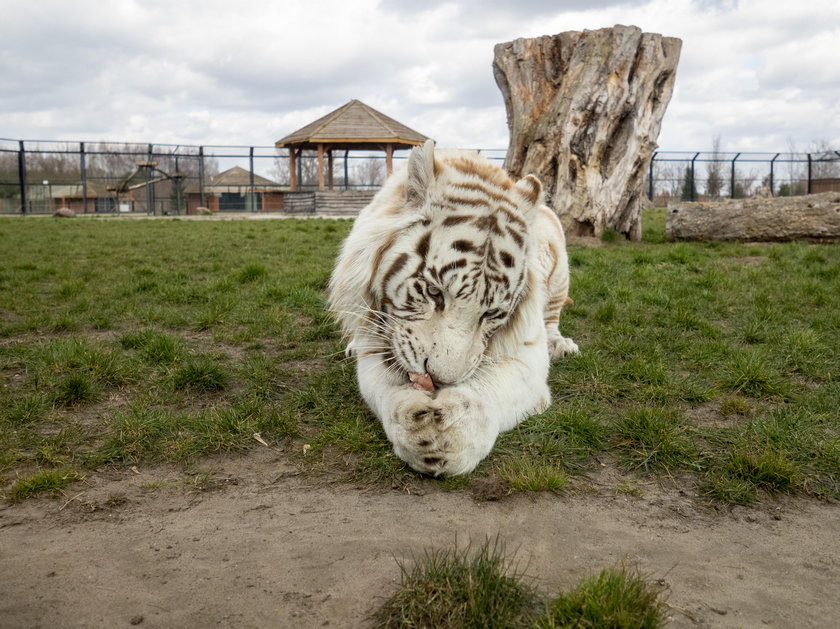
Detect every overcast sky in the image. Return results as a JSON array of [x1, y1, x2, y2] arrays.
[[1, 0, 838, 154]]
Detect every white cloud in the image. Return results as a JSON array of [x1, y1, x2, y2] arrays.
[[0, 0, 838, 152]]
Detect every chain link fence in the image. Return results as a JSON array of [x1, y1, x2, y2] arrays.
[[2, 139, 838, 215]]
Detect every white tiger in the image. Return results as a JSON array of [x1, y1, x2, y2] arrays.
[[328, 140, 579, 476]]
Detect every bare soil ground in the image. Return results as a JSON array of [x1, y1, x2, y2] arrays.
[[2, 448, 838, 629]]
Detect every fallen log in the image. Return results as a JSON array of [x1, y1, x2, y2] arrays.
[[666, 192, 840, 241], [493, 25, 681, 241]]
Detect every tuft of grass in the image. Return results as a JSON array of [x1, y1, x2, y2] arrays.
[[702, 472, 757, 505], [120, 329, 185, 364], [372, 538, 539, 629], [54, 373, 100, 406], [594, 302, 617, 324], [172, 358, 229, 392], [601, 229, 621, 243], [725, 448, 799, 493], [538, 565, 667, 629], [24, 337, 136, 388], [720, 395, 752, 417], [497, 458, 568, 492], [2, 393, 49, 426], [8, 468, 81, 501], [703, 446, 801, 505], [612, 407, 696, 472], [719, 348, 789, 398], [236, 262, 268, 283]]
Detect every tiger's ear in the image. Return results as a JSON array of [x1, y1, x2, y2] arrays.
[[405, 139, 436, 210], [513, 174, 543, 223]]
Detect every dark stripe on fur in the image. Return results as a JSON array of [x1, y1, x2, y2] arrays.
[[451, 239, 476, 253], [416, 231, 431, 259], [381, 252, 409, 294], [442, 214, 474, 227]]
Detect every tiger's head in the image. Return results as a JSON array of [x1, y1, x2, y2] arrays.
[[365, 140, 543, 387]]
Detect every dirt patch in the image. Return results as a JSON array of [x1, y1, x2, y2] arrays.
[[687, 401, 738, 428], [1, 448, 838, 628], [470, 476, 512, 501]]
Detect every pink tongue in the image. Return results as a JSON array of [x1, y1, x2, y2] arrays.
[[409, 372, 435, 392]]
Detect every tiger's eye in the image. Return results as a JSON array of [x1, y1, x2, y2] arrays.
[[427, 285, 442, 298]]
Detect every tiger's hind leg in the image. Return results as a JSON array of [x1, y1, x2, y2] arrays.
[[536, 206, 580, 358], [544, 295, 579, 358]]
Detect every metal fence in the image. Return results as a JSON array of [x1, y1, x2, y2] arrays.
[[648, 150, 840, 206], [0, 139, 413, 215], [2, 139, 838, 215]]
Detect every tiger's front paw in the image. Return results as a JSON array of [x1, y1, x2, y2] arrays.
[[391, 389, 487, 477]]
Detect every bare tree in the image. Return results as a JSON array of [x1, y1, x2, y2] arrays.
[[84, 143, 218, 186], [735, 168, 759, 198], [808, 139, 840, 179], [270, 148, 327, 188], [705, 135, 724, 200], [652, 161, 681, 204], [0, 151, 19, 199], [781, 138, 807, 196], [353, 157, 385, 187]]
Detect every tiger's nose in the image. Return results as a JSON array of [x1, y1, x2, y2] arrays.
[[423, 359, 450, 387]]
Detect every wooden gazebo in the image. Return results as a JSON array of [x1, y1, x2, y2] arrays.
[[275, 99, 429, 191]]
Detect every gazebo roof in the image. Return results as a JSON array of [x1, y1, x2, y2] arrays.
[[275, 99, 429, 150]]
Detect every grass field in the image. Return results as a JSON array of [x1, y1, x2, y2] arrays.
[[1, 212, 838, 504]]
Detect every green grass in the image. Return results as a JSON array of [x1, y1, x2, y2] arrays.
[[9, 468, 82, 500], [372, 538, 667, 629], [538, 565, 667, 629], [373, 538, 538, 629], [0, 211, 838, 504]]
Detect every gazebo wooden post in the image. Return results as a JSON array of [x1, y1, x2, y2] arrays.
[[289, 147, 298, 192], [317, 144, 325, 191], [385, 144, 393, 175], [327, 148, 334, 190]]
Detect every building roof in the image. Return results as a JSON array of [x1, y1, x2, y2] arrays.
[[275, 99, 429, 150], [208, 166, 279, 188]]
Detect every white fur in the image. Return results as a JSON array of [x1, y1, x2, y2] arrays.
[[329, 141, 578, 476]]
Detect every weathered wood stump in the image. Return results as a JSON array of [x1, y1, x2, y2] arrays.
[[666, 192, 840, 241], [493, 25, 681, 240]]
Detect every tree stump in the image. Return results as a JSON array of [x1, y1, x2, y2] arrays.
[[493, 25, 681, 240], [666, 192, 840, 241]]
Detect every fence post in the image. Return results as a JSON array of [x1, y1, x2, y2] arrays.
[[17, 140, 27, 214], [648, 151, 657, 201], [146, 144, 154, 215], [769, 153, 780, 197], [807, 153, 812, 194], [690, 152, 699, 201], [730, 153, 741, 198], [80, 142, 88, 214], [198, 146, 206, 208], [249, 146, 256, 211]]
